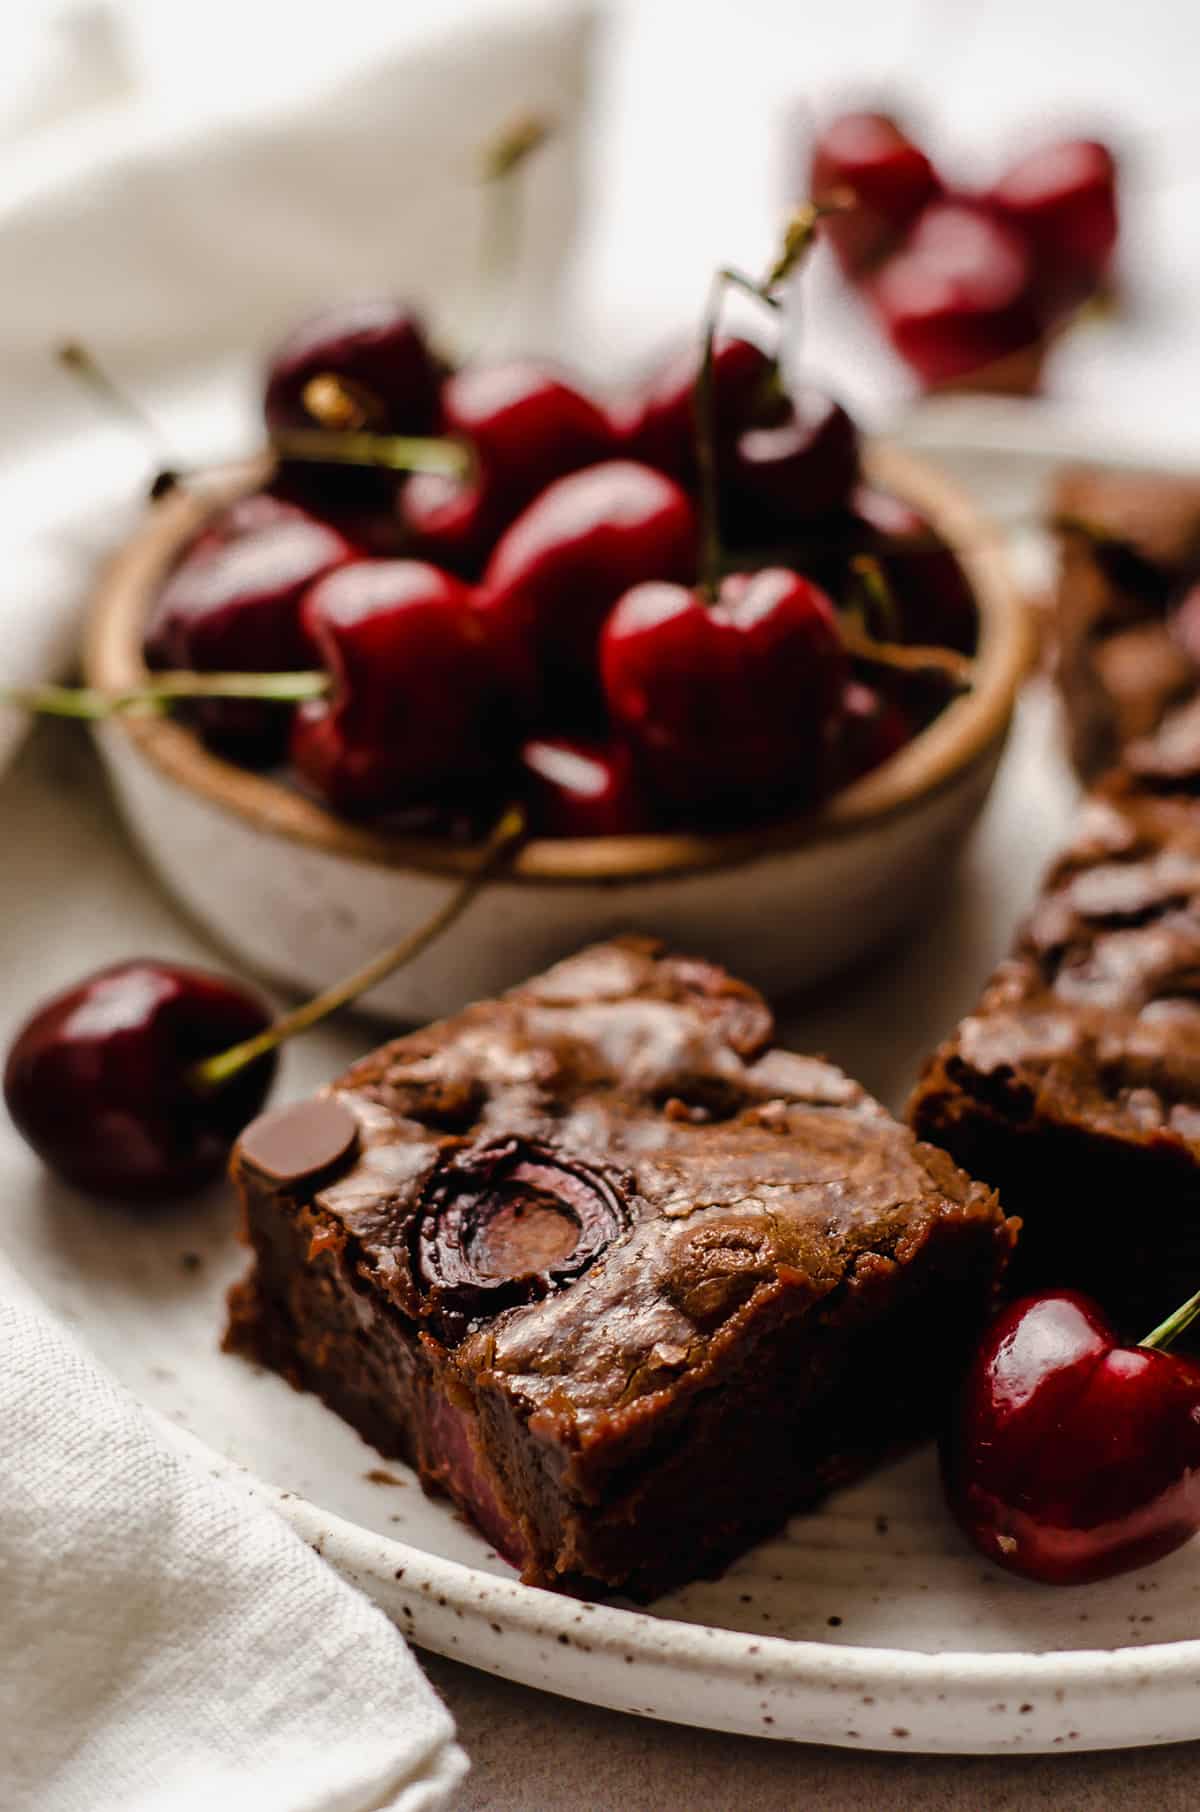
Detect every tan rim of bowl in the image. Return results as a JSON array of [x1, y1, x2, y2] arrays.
[[84, 442, 1036, 884]]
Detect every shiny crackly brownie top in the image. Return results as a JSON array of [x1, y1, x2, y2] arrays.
[[1052, 467, 1200, 777], [256, 938, 1001, 1423], [944, 701, 1200, 1146]]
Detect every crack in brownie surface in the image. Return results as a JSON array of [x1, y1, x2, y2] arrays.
[[912, 706, 1200, 1326], [1051, 466, 1200, 782], [227, 937, 1012, 1598]]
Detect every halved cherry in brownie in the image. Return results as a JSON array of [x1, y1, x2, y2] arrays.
[[410, 1137, 632, 1341]]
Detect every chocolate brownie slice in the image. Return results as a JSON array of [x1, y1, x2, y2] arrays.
[[227, 938, 1013, 1600], [911, 699, 1200, 1328], [1051, 465, 1200, 781]]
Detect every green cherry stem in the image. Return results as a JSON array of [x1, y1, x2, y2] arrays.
[[457, 110, 556, 362], [189, 803, 527, 1092], [270, 425, 474, 480], [1140, 1284, 1200, 1353], [692, 203, 836, 602], [1, 671, 330, 721]]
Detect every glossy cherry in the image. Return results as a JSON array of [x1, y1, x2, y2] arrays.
[[3, 961, 276, 1199], [290, 558, 510, 816], [601, 568, 847, 812], [144, 514, 355, 762], [184, 490, 314, 561], [475, 459, 697, 714], [263, 298, 442, 437], [727, 388, 859, 538], [987, 138, 1118, 316], [615, 335, 777, 484], [401, 360, 615, 575], [850, 484, 977, 653], [942, 1288, 1200, 1586], [809, 111, 940, 274], [870, 199, 1042, 388], [519, 735, 648, 838]]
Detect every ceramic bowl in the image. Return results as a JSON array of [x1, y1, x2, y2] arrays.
[[84, 443, 1033, 1021]]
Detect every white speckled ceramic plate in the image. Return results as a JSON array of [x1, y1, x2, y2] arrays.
[[4, 428, 1200, 1752]]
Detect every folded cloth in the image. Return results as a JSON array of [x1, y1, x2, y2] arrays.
[[0, 1254, 468, 1812], [0, 0, 594, 772]]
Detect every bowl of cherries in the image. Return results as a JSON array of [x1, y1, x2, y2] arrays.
[[81, 215, 1031, 1021]]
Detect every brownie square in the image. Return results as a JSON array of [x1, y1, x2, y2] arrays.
[[1051, 465, 1200, 781], [227, 938, 1013, 1600], [911, 700, 1200, 1329]]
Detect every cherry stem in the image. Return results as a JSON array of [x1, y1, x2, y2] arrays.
[[694, 270, 727, 602], [1141, 1284, 1200, 1352], [457, 111, 555, 362], [56, 340, 183, 492], [693, 203, 840, 602], [838, 623, 974, 689], [189, 803, 527, 1092], [271, 425, 473, 480], [2, 672, 329, 721], [849, 554, 903, 642]]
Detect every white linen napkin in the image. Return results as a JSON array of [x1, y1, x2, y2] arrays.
[[0, 1254, 467, 1812], [0, 0, 595, 772], [0, 6, 595, 1803]]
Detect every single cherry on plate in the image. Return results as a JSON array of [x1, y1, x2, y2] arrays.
[[987, 138, 1118, 316], [614, 334, 778, 484], [401, 360, 615, 575], [870, 199, 1043, 390], [144, 513, 355, 762], [475, 458, 698, 715], [290, 557, 513, 816], [601, 567, 847, 814], [809, 111, 941, 274], [942, 1286, 1200, 1586], [518, 735, 648, 838], [3, 962, 277, 1199], [3, 815, 526, 1201]]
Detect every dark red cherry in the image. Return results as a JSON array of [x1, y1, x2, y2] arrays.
[[614, 335, 777, 484], [850, 484, 977, 653], [834, 678, 912, 784], [290, 558, 509, 816], [263, 298, 441, 436], [809, 111, 940, 274], [600, 568, 847, 812], [144, 515, 355, 763], [401, 360, 615, 575], [264, 301, 443, 541], [475, 459, 697, 715], [409, 1136, 632, 1343], [728, 389, 859, 537], [942, 1289, 1200, 1586], [185, 490, 314, 562], [3, 961, 276, 1199], [519, 735, 649, 838], [870, 200, 1042, 388], [987, 139, 1118, 315]]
